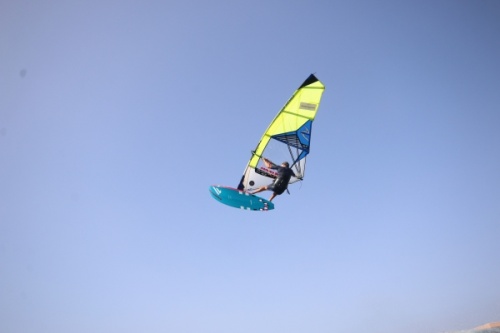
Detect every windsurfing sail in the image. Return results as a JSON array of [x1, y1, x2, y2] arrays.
[[237, 74, 325, 192]]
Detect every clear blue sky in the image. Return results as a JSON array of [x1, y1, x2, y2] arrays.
[[1, 1, 499, 332]]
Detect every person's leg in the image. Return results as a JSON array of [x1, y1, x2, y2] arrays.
[[269, 192, 278, 202], [250, 186, 267, 194]]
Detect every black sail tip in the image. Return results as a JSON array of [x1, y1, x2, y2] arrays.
[[299, 73, 319, 89]]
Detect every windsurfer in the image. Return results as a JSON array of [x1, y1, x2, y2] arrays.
[[250, 157, 296, 202]]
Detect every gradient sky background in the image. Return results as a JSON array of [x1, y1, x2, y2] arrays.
[[1, 1, 499, 333]]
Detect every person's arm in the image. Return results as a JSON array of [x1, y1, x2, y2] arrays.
[[262, 157, 276, 168]]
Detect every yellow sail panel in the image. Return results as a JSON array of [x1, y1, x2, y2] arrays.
[[283, 89, 323, 119]]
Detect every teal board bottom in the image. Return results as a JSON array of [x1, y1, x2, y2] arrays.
[[209, 185, 274, 211]]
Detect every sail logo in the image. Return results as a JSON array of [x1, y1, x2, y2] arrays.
[[300, 127, 310, 143], [300, 102, 316, 111], [260, 166, 278, 177]]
